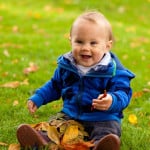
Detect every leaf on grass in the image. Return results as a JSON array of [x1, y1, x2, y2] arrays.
[[30, 122, 49, 131], [143, 88, 150, 93], [20, 78, 29, 85], [47, 125, 60, 145], [0, 79, 29, 88], [132, 91, 143, 99], [23, 62, 38, 75], [62, 125, 79, 144], [0, 142, 8, 146], [11, 59, 19, 64], [13, 100, 19, 106], [0, 81, 20, 88], [147, 81, 150, 86], [3, 49, 10, 57], [64, 33, 70, 39], [1, 71, 9, 77], [128, 114, 137, 125], [8, 143, 20, 150], [125, 26, 136, 33], [12, 25, 19, 33]]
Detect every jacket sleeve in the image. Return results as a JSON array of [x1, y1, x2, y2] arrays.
[[29, 67, 62, 108], [107, 69, 135, 113]]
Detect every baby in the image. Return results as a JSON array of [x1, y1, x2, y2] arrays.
[[17, 11, 135, 150]]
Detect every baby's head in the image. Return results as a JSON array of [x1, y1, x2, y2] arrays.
[[70, 11, 114, 42], [70, 11, 114, 67]]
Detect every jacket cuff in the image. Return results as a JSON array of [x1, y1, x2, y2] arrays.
[[28, 94, 44, 108]]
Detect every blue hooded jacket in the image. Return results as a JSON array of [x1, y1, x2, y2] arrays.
[[29, 52, 135, 123]]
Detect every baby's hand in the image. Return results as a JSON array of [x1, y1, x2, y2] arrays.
[[27, 100, 38, 114], [92, 93, 112, 111]]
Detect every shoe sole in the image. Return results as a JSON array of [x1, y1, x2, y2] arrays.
[[17, 124, 48, 148], [93, 134, 120, 150]]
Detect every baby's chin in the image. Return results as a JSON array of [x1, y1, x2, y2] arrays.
[[78, 62, 96, 67]]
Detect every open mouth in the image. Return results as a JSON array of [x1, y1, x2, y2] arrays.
[[81, 55, 91, 59]]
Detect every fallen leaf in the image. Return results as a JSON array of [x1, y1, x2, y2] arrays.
[[30, 122, 49, 131], [23, 62, 38, 75], [128, 114, 137, 125], [13, 100, 19, 106], [147, 81, 150, 86], [33, 13, 42, 19], [0, 142, 8, 146], [143, 88, 150, 93], [1, 72, 9, 77], [62, 140, 94, 150], [132, 91, 143, 99], [47, 125, 60, 145], [12, 25, 19, 33], [3, 49, 10, 57], [20, 78, 29, 85], [0, 81, 20, 88], [8, 143, 20, 150], [11, 59, 19, 64], [62, 125, 79, 144]]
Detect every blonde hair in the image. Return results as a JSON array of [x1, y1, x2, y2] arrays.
[[70, 11, 114, 42]]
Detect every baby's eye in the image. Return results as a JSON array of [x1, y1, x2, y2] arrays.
[[90, 41, 97, 45], [75, 40, 83, 44]]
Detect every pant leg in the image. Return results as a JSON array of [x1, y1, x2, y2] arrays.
[[81, 120, 121, 142]]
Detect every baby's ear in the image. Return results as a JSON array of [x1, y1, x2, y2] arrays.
[[106, 40, 112, 50]]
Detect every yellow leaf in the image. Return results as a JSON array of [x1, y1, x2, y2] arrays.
[[62, 125, 78, 144], [13, 100, 19, 106], [30, 122, 49, 131], [33, 13, 42, 19], [20, 78, 29, 85], [8, 143, 20, 150], [47, 125, 60, 145], [0, 142, 8, 146], [3, 49, 10, 57], [128, 114, 137, 125]]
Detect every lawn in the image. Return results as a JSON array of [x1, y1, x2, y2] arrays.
[[0, 0, 150, 149]]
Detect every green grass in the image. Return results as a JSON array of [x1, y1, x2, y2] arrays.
[[0, 0, 150, 149]]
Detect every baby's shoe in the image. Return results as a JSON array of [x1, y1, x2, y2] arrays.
[[93, 134, 120, 150], [17, 124, 49, 149]]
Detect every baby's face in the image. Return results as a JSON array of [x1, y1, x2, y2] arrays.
[[70, 19, 112, 67]]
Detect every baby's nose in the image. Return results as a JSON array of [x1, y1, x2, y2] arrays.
[[81, 43, 91, 50]]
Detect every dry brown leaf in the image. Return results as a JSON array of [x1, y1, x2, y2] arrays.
[[23, 62, 38, 75], [1, 72, 9, 77], [0, 142, 8, 146], [143, 88, 150, 93], [30, 122, 49, 131], [132, 91, 143, 99], [0, 81, 20, 88], [47, 125, 60, 145], [8, 143, 20, 150]]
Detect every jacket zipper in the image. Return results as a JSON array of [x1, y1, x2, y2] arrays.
[[76, 77, 84, 119]]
